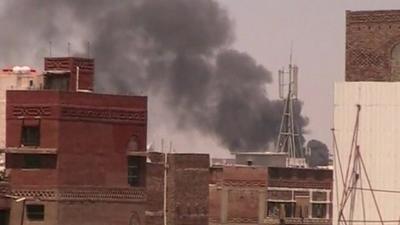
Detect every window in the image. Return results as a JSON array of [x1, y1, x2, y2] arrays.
[[28, 80, 34, 89], [392, 43, 400, 81], [21, 126, 40, 147], [267, 202, 296, 218], [26, 204, 44, 221], [312, 203, 327, 218], [7, 154, 57, 169], [128, 156, 144, 186]]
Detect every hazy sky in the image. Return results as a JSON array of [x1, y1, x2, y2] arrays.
[[207, 0, 400, 154], [2, 1, 400, 158]]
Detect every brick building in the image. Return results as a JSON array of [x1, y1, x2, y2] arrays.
[[2, 57, 148, 225], [147, 152, 210, 225], [346, 10, 400, 81], [0, 57, 210, 225], [265, 167, 332, 225], [209, 166, 267, 224], [209, 166, 332, 225]]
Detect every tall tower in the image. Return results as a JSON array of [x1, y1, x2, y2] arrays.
[[276, 57, 306, 167]]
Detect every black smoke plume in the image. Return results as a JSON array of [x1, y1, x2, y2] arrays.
[[306, 140, 329, 167], [0, 0, 309, 152]]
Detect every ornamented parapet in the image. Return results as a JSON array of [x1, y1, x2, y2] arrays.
[[12, 106, 52, 118], [9, 105, 146, 124]]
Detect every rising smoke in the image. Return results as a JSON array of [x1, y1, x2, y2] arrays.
[[0, 0, 309, 152], [306, 139, 330, 167]]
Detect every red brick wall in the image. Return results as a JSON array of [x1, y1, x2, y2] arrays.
[[58, 202, 145, 225], [146, 153, 210, 225], [209, 166, 223, 185], [145, 162, 164, 225], [167, 154, 209, 225], [45, 57, 94, 91], [227, 189, 260, 223], [222, 166, 267, 187], [346, 10, 400, 81], [5, 90, 147, 188], [267, 167, 333, 189], [208, 187, 221, 222], [209, 166, 267, 224]]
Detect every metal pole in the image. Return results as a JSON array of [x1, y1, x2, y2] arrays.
[[20, 199, 25, 225], [163, 140, 168, 225], [76, 66, 80, 92]]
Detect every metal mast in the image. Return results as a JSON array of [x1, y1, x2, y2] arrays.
[[276, 52, 305, 167]]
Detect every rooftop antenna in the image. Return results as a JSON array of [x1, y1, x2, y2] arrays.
[[162, 138, 168, 225], [87, 41, 91, 58], [49, 41, 52, 57], [67, 42, 71, 56], [276, 44, 305, 167]]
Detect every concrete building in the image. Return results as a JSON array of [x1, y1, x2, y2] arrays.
[[209, 165, 332, 225], [334, 10, 400, 224]]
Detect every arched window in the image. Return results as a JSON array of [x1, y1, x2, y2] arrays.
[[391, 43, 400, 81]]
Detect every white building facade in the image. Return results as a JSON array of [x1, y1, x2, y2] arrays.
[[334, 82, 400, 225]]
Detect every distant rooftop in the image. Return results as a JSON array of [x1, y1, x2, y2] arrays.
[[233, 151, 287, 155]]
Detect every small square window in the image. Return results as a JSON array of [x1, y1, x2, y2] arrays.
[[312, 203, 327, 218], [21, 126, 40, 147], [26, 204, 44, 221]]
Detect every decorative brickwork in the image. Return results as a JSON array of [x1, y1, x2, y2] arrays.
[[58, 187, 146, 202], [222, 179, 266, 187], [346, 10, 400, 81], [45, 58, 94, 73], [61, 106, 146, 124], [12, 106, 52, 117], [9, 187, 146, 202], [11, 189, 57, 200]]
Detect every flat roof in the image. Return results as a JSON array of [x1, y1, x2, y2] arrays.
[[234, 152, 287, 156]]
